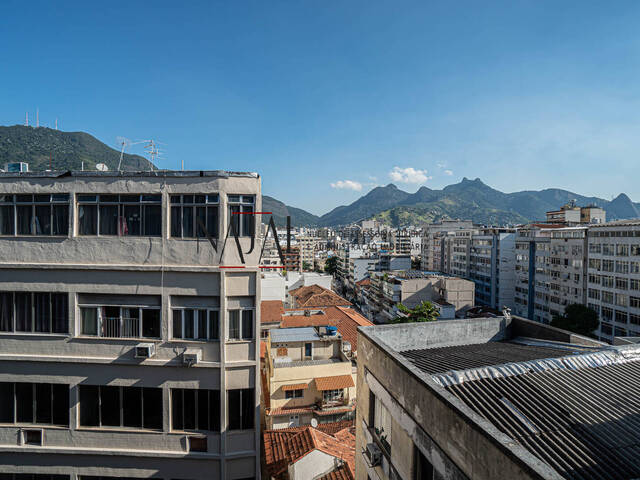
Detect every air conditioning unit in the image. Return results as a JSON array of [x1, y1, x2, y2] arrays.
[[364, 442, 382, 467], [183, 348, 202, 366], [187, 435, 208, 452], [21, 429, 43, 446], [134, 343, 156, 359]]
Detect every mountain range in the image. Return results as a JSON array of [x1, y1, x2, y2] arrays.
[[1, 124, 638, 227]]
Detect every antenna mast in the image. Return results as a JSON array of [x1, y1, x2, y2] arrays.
[[25, 112, 29, 127], [36, 108, 39, 128]]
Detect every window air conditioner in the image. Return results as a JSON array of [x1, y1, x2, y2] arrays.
[[183, 348, 202, 366], [364, 442, 382, 467], [134, 343, 156, 359]]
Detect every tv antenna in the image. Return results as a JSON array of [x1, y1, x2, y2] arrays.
[[115, 137, 145, 171], [142, 139, 166, 171]]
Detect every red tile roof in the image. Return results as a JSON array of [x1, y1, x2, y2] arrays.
[[268, 406, 314, 417], [263, 421, 356, 479], [262, 300, 285, 324], [315, 375, 355, 391], [281, 383, 309, 391], [289, 284, 352, 308], [280, 306, 373, 354]]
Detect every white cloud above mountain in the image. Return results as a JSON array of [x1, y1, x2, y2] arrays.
[[330, 180, 363, 191], [389, 166, 432, 184]]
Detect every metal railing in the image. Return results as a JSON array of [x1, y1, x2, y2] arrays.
[[102, 317, 140, 338]]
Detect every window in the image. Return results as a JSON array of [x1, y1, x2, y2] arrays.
[[631, 297, 640, 309], [370, 392, 391, 453], [304, 342, 312, 358], [227, 388, 254, 430], [602, 260, 614, 272], [631, 279, 640, 291], [285, 389, 304, 399], [228, 195, 255, 237], [80, 305, 160, 339], [172, 308, 219, 340], [228, 309, 254, 340], [170, 194, 219, 239], [171, 388, 220, 432], [617, 244, 629, 256], [602, 291, 614, 304], [615, 261, 629, 274], [77, 194, 161, 236], [601, 306, 614, 321], [414, 446, 434, 480], [616, 278, 629, 290], [616, 294, 628, 307], [0, 292, 67, 334], [79, 385, 162, 429], [0, 194, 69, 236], [323, 389, 344, 404], [0, 382, 68, 426]]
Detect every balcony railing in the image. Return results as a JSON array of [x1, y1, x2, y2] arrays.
[[102, 317, 140, 338]]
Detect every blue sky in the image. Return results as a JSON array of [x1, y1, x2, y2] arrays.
[[1, 1, 639, 214]]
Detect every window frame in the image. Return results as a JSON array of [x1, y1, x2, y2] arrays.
[[79, 304, 161, 339], [169, 194, 219, 239], [0, 291, 68, 334], [0, 194, 70, 237], [170, 388, 221, 433], [227, 194, 255, 237], [171, 307, 220, 341], [227, 309, 254, 341], [76, 194, 162, 237], [0, 382, 69, 427]]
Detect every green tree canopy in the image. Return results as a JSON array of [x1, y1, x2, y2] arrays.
[[550, 304, 599, 337], [324, 256, 338, 275], [392, 301, 440, 324]]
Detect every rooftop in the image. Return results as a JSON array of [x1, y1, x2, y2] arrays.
[[289, 284, 352, 308], [358, 316, 640, 480], [0, 169, 259, 179], [269, 327, 322, 343]]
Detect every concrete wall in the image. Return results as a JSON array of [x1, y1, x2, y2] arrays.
[[355, 328, 563, 480], [289, 449, 337, 480], [0, 173, 262, 479]]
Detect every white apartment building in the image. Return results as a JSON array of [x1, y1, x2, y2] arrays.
[[297, 235, 319, 271], [548, 227, 588, 319], [420, 220, 475, 271], [0, 171, 261, 480], [586, 220, 640, 342]]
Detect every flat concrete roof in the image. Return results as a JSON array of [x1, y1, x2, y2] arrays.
[[0, 170, 259, 179]]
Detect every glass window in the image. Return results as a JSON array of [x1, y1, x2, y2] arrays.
[[77, 194, 161, 237], [227, 388, 254, 430], [228, 309, 253, 340], [172, 308, 219, 341], [228, 195, 255, 237], [171, 388, 220, 432], [1, 382, 68, 426], [0, 292, 68, 334], [0, 194, 69, 236], [79, 385, 162, 430], [79, 304, 160, 339], [169, 195, 219, 239]]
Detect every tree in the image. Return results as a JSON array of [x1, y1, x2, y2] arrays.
[[302, 261, 312, 271], [324, 256, 338, 275], [391, 301, 440, 323], [411, 258, 421, 270], [550, 304, 599, 337]]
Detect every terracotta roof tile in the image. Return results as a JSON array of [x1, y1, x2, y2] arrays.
[[268, 406, 314, 416], [281, 383, 309, 391], [263, 421, 356, 479], [315, 375, 355, 391], [262, 300, 285, 324], [289, 285, 352, 308]]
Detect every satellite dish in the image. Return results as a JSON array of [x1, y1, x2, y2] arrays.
[[96, 163, 109, 172], [310, 418, 318, 428]]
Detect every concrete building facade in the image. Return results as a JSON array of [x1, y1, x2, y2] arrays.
[[0, 171, 261, 479]]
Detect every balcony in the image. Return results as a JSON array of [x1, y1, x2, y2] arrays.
[[102, 316, 140, 338]]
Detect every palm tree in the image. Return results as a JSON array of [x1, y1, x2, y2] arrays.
[[392, 301, 440, 323]]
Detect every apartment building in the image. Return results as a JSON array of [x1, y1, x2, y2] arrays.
[[449, 229, 476, 279], [297, 235, 319, 271], [586, 220, 640, 342], [362, 271, 474, 323], [264, 327, 356, 429], [546, 202, 606, 225], [468, 228, 516, 310], [354, 316, 639, 480], [420, 220, 475, 271], [548, 226, 588, 319], [0, 171, 261, 479], [513, 224, 556, 323]]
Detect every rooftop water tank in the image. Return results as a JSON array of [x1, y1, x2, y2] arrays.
[[325, 326, 338, 336]]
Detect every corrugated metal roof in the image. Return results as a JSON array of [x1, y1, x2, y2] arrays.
[[446, 359, 640, 480], [270, 327, 320, 343], [400, 341, 574, 375]]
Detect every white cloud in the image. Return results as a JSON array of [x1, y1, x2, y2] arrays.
[[389, 166, 432, 184], [330, 180, 363, 191], [436, 162, 446, 169], [444, 169, 453, 176]]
